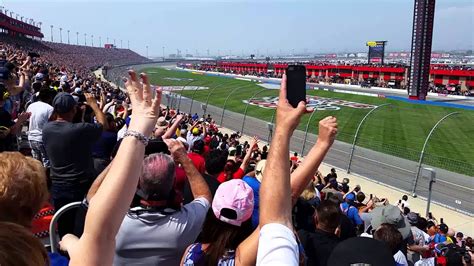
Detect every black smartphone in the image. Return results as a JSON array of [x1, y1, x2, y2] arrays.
[[370, 194, 373, 200], [285, 65, 306, 108], [440, 218, 444, 224]]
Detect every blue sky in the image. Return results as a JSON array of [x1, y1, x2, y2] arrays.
[[2, 0, 472, 56]]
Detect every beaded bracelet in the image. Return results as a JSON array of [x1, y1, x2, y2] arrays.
[[123, 130, 150, 146]]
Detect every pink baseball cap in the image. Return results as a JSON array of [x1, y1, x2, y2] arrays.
[[212, 179, 254, 227]]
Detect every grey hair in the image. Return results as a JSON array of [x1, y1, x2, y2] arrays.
[[139, 153, 176, 199]]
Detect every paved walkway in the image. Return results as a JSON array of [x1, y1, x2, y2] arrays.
[[218, 127, 474, 236]]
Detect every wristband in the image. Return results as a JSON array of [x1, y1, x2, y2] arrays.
[[123, 130, 149, 146]]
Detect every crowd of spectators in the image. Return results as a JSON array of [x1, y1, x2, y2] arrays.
[[0, 35, 473, 266]]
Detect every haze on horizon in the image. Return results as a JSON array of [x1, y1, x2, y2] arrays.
[[3, 0, 473, 57]]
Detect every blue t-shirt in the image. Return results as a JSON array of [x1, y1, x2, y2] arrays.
[[242, 176, 260, 229], [340, 202, 363, 225], [433, 233, 447, 243]]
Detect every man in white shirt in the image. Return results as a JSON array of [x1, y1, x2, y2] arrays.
[[27, 89, 54, 168]]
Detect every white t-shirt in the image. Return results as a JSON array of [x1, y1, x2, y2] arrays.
[[401, 200, 410, 208], [117, 125, 127, 141], [186, 131, 202, 151], [114, 197, 210, 266], [394, 250, 409, 266], [26, 101, 54, 142], [414, 257, 435, 266], [257, 223, 299, 266]]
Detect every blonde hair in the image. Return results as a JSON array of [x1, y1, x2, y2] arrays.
[[300, 181, 316, 201], [0, 222, 48, 266], [0, 152, 48, 227]]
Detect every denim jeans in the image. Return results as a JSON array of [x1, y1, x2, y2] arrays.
[[29, 140, 50, 168]]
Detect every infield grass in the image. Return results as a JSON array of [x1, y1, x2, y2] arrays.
[[143, 67, 474, 175]]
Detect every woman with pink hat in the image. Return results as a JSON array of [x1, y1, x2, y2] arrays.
[[180, 179, 254, 265]]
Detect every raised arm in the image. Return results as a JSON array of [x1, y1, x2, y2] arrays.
[[85, 93, 108, 131], [69, 71, 161, 266], [259, 74, 306, 228], [290, 116, 337, 204], [9, 112, 31, 135], [256, 74, 306, 265], [240, 136, 258, 171], [162, 114, 184, 139], [164, 138, 212, 203], [86, 162, 113, 202]]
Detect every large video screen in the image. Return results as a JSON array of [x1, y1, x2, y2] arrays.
[[367, 41, 386, 63]]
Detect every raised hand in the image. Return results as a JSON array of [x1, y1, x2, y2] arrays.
[[176, 114, 184, 122], [317, 116, 338, 147], [84, 93, 98, 107], [17, 112, 31, 123], [163, 138, 187, 162], [250, 136, 259, 150], [124, 70, 162, 136], [276, 74, 307, 133]]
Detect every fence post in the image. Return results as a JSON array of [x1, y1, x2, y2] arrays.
[[423, 168, 436, 218], [411, 112, 459, 196], [347, 103, 391, 173], [177, 80, 196, 111], [189, 86, 202, 114], [267, 108, 277, 142], [241, 89, 268, 134], [301, 110, 319, 155], [220, 84, 253, 126], [203, 83, 224, 115]]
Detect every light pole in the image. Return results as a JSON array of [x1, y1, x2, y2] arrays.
[[84, 33, 87, 46], [99, 36, 101, 47], [91, 35, 94, 47], [76, 32, 79, 45], [113, 39, 116, 46], [120, 40, 122, 48], [107, 37, 109, 44], [67, 30, 70, 44], [59, 28, 62, 43], [146, 45, 149, 58], [128, 40, 130, 49], [162, 46, 165, 61], [50, 25, 53, 42]]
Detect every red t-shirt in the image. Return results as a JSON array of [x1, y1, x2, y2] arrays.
[[217, 168, 245, 183], [203, 145, 210, 158], [188, 152, 206, 174]]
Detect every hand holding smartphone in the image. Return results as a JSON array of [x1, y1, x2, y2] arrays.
[[285, 65, 307, 108]]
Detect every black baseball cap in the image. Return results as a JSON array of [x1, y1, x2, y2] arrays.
[[52, 92, 77, 114], [0, 67, 10, 81], [328, 237, 395, 266]]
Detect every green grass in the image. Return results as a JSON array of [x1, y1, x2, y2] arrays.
[[143, 67, 474, 175]]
